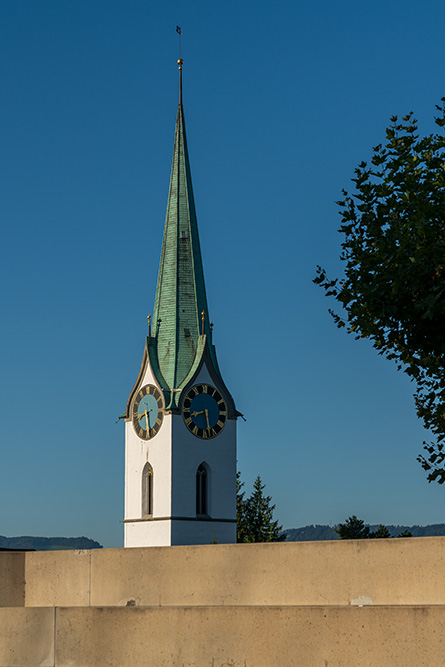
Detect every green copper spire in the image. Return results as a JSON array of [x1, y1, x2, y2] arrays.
[[124, 59, 237, 421], [151, 63, 211, 400]]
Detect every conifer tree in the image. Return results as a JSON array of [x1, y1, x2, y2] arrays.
[[336, 516, 408, 539], [369, 524, 391, 539], [241, 476, 285, 543], [236, 471, 249, 543], [397, 530, 413, 538], [335, 515, 370, 540]]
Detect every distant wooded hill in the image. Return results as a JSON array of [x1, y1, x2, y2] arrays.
[[283, 524, 445, 542], [0, 536, 102, 550]]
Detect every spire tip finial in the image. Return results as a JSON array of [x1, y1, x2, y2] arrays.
[[176, 26, 183, 105]]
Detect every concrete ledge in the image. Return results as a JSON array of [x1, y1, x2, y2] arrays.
[[1, 604, 445, 665], [0, 607, 54, 666], [54, 605, 445, 666], [91, 537, 445, 607], [0, 552, 25, 607], [22, 537, 445, 608], [25, 550, 91, 607]]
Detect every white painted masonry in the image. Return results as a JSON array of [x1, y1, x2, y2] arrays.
[[124, 356, 237, 547]]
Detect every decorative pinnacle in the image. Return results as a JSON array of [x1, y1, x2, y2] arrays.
[[201, 310, 205, 335], [147, 314, 152, 336]]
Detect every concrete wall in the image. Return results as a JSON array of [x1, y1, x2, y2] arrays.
[[1, 605, 445, 666], [0, 608, 54, 666], [2, 539, 445, 665], [0, 552, 25, 607], [24, 537, 445, 607], [25, 549, 91, 607]]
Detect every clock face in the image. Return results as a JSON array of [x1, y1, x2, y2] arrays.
[[132, 384, 164, 440], [182, 384, 227, 439]]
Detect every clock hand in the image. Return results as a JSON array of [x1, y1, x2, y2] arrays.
[[204, 409, 210, 429], [144, 410, 149, 431], [191, 410, 205, 418], [138, 409, 152, 429]]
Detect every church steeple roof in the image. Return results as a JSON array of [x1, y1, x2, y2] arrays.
[[151, 61, 212, 400], [125, 58, 238, 419]]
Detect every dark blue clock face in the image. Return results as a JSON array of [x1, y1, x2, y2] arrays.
[[132, 384, 164, 440], [137, 394, 159, 430], [182, 384, 227, 439]]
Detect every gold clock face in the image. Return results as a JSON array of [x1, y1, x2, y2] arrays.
[[182, 384, 227, 439], [132, 384, 164, 440]]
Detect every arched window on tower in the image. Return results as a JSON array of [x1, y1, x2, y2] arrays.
[[142, 463, 154, 518], [196, 463, 208, 516]]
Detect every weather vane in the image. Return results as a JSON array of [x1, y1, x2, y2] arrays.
[[176, 25, 183, 60], [176, 26, 183, 105]]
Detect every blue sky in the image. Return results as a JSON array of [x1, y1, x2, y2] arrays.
[[1, 1, 445, 547]]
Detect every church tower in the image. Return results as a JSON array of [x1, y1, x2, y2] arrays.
[[123, 59, 238, 547]]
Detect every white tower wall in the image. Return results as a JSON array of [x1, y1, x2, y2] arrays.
[[124, 360, 237, 547]]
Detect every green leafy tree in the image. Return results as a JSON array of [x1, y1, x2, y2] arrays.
[[397, 530, 413, 538], [335, 515, 370, 539], [369, 524, 391, 539], [237, 474, 285, 543], [314, 100, 445, 483]]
